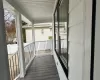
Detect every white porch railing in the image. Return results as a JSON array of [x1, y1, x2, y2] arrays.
[[8, 40, 53, 80], [35, 40, 53, 51], [24, 42, 35, 67]]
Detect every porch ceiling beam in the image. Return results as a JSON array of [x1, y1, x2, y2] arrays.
[[6, 0, 33, 22]]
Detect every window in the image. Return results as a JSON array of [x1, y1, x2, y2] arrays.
[[59, 0, 68, 67], [54, 0, 69, 77], [54, 8, 59, 53]]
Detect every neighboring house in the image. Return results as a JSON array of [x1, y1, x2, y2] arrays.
[[23, 23, 52, 42]]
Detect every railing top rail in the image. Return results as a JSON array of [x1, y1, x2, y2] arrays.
[[24, 42, 35, 48], [35, 40, 52, 42], [8, 51, 18, 60], [8, 42, 34, 60], [8, 40, 53, 60]]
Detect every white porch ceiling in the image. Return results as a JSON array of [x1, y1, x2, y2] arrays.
[[3, 0, 31, 24], [5, 0, 57, 23]]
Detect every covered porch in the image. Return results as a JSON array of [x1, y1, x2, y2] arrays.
[[0, 0, 65, 80], [0, 0, 95, 80]]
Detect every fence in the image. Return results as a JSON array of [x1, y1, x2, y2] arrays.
[[8, 52, 19, 80]]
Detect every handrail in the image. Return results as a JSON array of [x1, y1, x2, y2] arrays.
[[24, 42, 35, 48]]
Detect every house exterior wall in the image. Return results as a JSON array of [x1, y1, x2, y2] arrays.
[[68, 0, 92, 80], [25, 29, 32, 42], [94, 0, 100, 80], [25, 28, 52, 42]]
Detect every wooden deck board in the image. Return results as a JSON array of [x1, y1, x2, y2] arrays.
[[17, 54, 60, 80]]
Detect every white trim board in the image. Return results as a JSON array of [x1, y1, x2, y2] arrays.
[[53, 51, 68, 80]]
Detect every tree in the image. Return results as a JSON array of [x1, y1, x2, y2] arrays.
[[5, 20, 16, 44], [4, 10, 16, 44], [4, 9, 27, 44]]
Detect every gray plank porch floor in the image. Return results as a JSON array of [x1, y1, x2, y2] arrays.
[[17, 53, 60, 80]]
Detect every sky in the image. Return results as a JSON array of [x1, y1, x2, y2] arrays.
[[4, 10, 15, 21]]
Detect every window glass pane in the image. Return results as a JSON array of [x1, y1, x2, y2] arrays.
[[54, 10, 59, 53], [54, 0, 69, 76], [59, 0, 68, 61]]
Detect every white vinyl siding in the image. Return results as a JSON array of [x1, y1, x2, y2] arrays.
[[68, 0, 92, 80]]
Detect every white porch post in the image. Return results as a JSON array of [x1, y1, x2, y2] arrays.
[[0, 0, 10, 80], [32, 23, 36, 55], [52, 20, 55, 51], [15, 10, 26, 78]]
